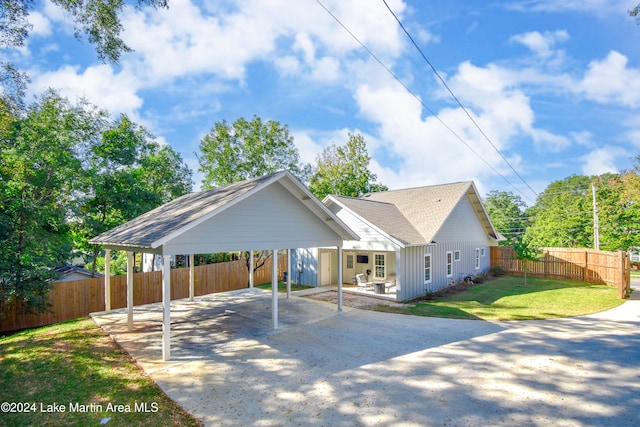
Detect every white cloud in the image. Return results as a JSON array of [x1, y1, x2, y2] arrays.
[[625, 130, 640, 149], [354, 82, 520, 190], [507, 0, 633, 14], [119, 0, 408, 87], [510, 30, 569, 58], [580, 146, 624, 175], [30, 64, 143, 116], [578, 51, 640, 107], [28, 11, 52, 38]]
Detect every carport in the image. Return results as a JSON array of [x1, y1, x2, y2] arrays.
[[89, 171, 358, 361]]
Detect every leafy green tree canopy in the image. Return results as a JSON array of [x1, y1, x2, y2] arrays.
[[308, 133, 387, 200], [0, 90, 104, 312], [198, 116, 309, 189], [483, 190, 527, 245], [74, 114, 193, 274], [525, 175, 594, 249], [0, 0, 169, 63]]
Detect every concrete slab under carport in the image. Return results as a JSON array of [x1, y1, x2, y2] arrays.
[[92, 286, 640, 426]]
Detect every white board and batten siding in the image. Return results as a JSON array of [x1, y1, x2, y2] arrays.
[[163, 182, 344, 255], [395, 197, 494, 301], [396, 241, 491, 301]]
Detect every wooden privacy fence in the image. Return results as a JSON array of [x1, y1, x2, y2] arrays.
[[491, 246, 631, 299], [0, 254, 287, 333]]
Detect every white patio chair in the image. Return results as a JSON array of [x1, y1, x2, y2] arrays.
[[385, 276, 396, 293], [355, 273, 373, 290]]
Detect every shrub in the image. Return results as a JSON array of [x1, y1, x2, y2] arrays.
[[473, 274, 486, 284], [489, 266, 505, 277]]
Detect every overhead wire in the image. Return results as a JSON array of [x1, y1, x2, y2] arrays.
[[313, 0, 537, 205], [379, 0, 539, 201]]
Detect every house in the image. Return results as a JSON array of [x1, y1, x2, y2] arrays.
[[292, 181, 502, 301], [54, 264, 104, 282]]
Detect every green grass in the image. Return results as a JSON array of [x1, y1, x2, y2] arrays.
[[0, 318, 202, 427], [256, 281, 312, 293], [630, 270, 640, 278], [378, 276, 625, 321]]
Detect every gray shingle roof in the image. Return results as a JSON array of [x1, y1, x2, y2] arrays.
[[329, 181, 498, 245], [330, 196, 427, 245], [89, 173, 277, 249]]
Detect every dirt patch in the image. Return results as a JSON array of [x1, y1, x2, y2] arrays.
[[303, 290, 405, 310]]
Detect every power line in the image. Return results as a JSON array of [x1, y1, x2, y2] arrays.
[[313, 0, 536, 205], [380, 0, 539, 201]]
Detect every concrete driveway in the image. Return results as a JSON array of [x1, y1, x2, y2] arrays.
[[92, 282, 640, 427]]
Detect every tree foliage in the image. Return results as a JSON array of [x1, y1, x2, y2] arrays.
[[0, 91, 192, 313], [308, 133, 387, 200], [74, 115, 193, 274], [483, 190, 527, 245], [0, 91, 101, 312], [198, 116, 309, 189], [521, 172, 640, 252], [0, 0, 169, 63], [524, 175, 594, 249], [631, 4, 640, 23]]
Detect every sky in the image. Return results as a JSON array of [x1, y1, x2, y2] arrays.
[[7, 0, 640, 204]]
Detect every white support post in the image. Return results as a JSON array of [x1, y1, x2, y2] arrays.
[[272, 249, 278, 330], [286, 249, 291, 298], [337, 245, 343, 311], [162, 254, 172, 361], [189, 253, 195, 302], [249, 251, 254, 288], [104, 249, 111, 313], [126, 251, 134, 331]]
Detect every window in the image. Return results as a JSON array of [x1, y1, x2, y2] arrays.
[[374, 253, 386, 280], [454, 250, 461, 262], [346, 254, 354, 269], [424, 254, 432, 283], [475, 248, 480, 269], [446, 251, 453, 277], [481, 247, 486, 257]]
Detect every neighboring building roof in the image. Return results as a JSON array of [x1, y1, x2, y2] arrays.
[[326, 181, 500, 246], [54, 264, 104, 281], [89, 171, 359, 253]]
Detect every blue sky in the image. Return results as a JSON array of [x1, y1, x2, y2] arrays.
[[9, 0, 640, 203]]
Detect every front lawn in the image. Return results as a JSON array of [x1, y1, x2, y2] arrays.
[[378, 276, 625, 321], [256, 281, 312, 293], [0, 318, 202, 426]]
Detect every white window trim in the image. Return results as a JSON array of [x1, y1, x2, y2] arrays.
[[446, 251, 453, 277], [454, 250, 461, 262], [373, 252, 386, 280], [475, 248, 480, 270], [481, 247, 486, 257], [424, 253, 432, 284]]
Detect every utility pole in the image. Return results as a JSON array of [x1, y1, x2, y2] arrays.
[[592, 183, 600, 250]]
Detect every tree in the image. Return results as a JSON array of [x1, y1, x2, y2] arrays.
[[0, 1, 169, 100], [483, 190, 528, 245], [592, 172, 640, 251], [0, 91, 103, 313], [0, 0, 169, 64], [198, 116, 309, 189], [512, 235, 541, 286], [524, 175, 594, 249], [308, 133, 387, 200], [631, 4, 640, 23], [74, 114, 192, 274]]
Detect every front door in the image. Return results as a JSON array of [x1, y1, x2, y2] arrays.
[[320, 252, 331, 286], [344, 252, 355, 285]]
